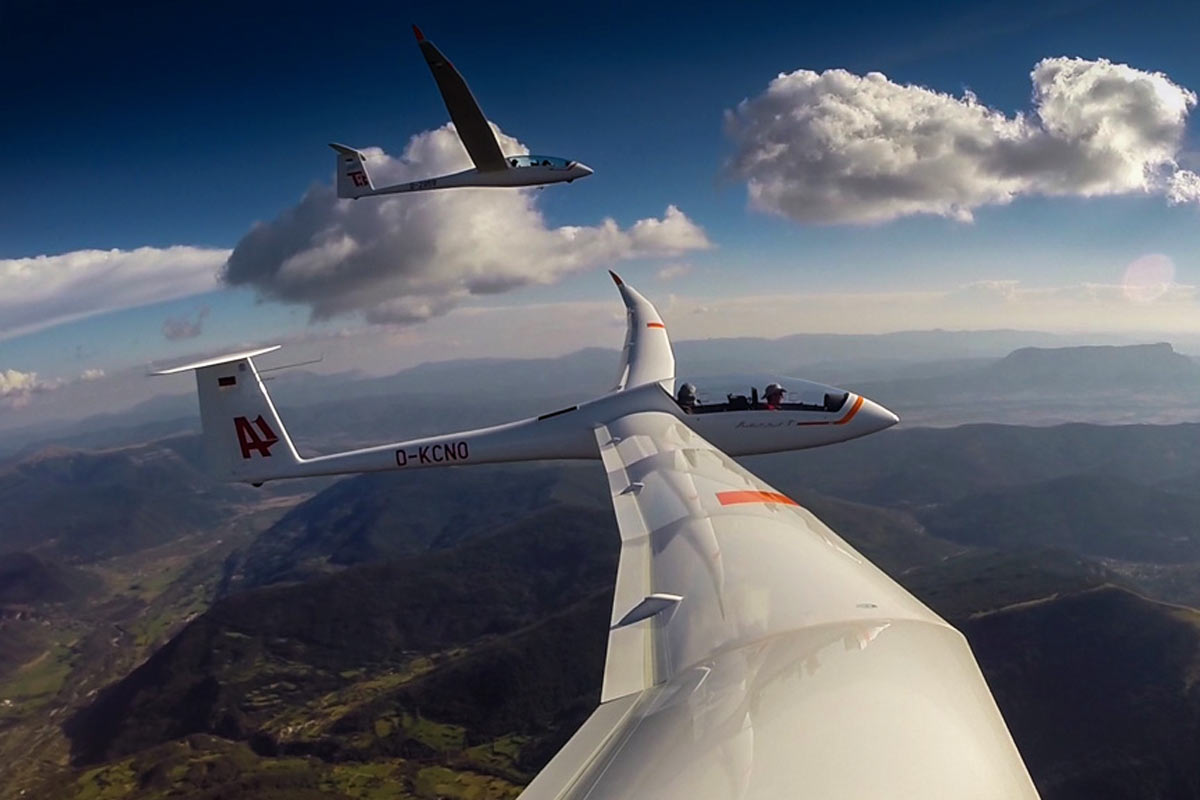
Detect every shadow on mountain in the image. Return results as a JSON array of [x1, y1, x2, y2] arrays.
[[0, 442, 253, 563], [62, 514, 1200, 798], [223, 463, 609, 592], [0, 552, 102, 607], [920, 474, 1200, 562], [966, 586, 1200, 800], [65, 505, 618, 766]]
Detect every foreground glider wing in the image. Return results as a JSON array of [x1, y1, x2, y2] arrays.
[[517, 411, 1040, 799], [414, 25, 507, 172], [610, 271, 675, 393]]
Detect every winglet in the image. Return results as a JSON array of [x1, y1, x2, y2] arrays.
[[609, 276, 675, 393], [412, 23, 425, 41]]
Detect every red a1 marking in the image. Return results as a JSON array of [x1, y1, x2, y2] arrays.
[[234, 415, 279, 459]]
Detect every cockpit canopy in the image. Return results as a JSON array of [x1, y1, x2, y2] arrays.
[[507, 154, 575, 169], [676, 377, 850, 414]]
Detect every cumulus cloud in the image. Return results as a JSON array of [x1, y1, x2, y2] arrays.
[[725, 57, 1199, 224], [223, 124, 710, 325], [1167, 169, 1200, 204], [161, 306, 211, 340], [0, 369, 62, 408], [0, 365, 116, 410], [0, 246, 226, 340]]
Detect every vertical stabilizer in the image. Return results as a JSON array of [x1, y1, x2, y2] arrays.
[[153, 346, 303, 484], [329, 143, 376, 199]]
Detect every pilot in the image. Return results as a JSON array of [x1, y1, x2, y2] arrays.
[[763, 383, 786, 410], [677, 383, 698, 413]]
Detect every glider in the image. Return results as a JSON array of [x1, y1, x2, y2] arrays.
[[330, 26, 593, 199], [156, 275, 1040, 798]]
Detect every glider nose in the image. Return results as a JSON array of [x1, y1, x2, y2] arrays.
[[574, 162, 594, 178], [857, 396, 900, 434]]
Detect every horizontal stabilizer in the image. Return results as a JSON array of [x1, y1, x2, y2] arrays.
[[151, 345, 281, 375]]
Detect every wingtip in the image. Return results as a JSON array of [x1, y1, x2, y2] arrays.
[[412, 23, 425, 41], [609, 270, 623, 286]]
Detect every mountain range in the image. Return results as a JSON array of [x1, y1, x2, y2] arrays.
[[6, 336, 1200, 458], [5, 389, 1200, 796]]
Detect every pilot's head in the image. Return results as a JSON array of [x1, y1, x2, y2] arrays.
[[678, 383, 697, 405], [764, 383, 785, 403]]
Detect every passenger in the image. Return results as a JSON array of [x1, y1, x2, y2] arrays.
[[677, 383, 698, 413], [763, 383, 786, 410]]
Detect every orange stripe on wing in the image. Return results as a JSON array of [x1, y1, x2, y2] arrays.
[[717, 490, 798, 507], [646, 322, 666, 329]]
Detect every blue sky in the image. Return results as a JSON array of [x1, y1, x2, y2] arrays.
[[3, 0, 1200, 419], [9, 0, 1197, 254]]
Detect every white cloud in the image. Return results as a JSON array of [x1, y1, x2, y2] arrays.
[[0, 369, 44, 397], [1167, 169, 1200, 204], [0, 365, 112, 409], [659, 279, 1200, 338], [949, 280, 1024, 304], [223, 124, 710, 324], [0, 246, 226, 340], [725, 57, 1199, 224], [0, 369, 61, 408], [657, 263, 692, 281], [237, 275, 1200, 375]]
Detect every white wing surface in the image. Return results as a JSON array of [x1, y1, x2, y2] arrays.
[[414, 26, 508, 172], [610, 271, 675, 394], [518, 410, 1039, 800]]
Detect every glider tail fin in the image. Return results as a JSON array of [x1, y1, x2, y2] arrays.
[[330, 143, 376, 199], [152, 346, 303, 484]]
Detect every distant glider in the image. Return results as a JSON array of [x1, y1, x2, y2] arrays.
[[331, 25, 593, 198]]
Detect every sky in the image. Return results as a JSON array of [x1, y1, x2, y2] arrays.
[[3, 0, 1200, 424]]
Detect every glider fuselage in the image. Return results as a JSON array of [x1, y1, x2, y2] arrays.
[[203, 379, 896, 483], [356, 156, 593, 198]]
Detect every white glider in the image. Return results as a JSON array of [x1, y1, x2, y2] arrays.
[[330, 25, 593, 199], [156, 275, 1040, 798]]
